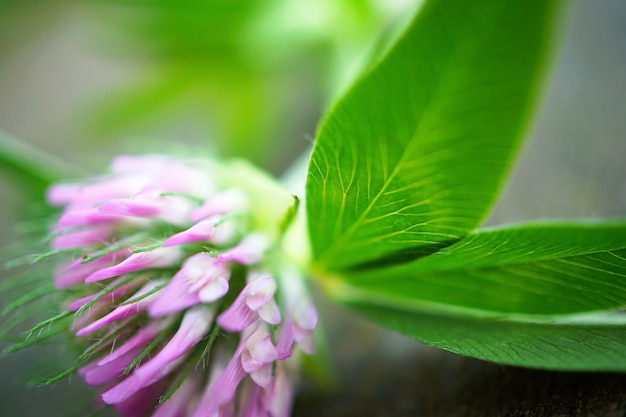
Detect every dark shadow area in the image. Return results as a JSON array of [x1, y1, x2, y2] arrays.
[[294, 297, 626, 417], [347, 240, 459, 272], [295, 343, 626, 417]]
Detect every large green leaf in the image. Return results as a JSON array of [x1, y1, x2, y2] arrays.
[[334, 222, 626, 316], [350, 302, 626, 371], [306, 0, 561, 270]]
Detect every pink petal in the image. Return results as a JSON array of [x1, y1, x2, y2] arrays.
[[71, 175, 152, 206], [58, 208, 120, 227], [85, 247, 181, 283], [295, 331, 316, 355], [76, 280, 163, 336], [98, 193, 193, 225], [257, 300, 281, 326], [217, 293, 258, 333], [163, 217, 237, 247], [291, 303, 318, 354], [264, 363, 294, 417], [47, 183, 83, 206], [151, 376, 199, 417], [98, 196, 160, 217], [103, 356, 184, 406], [244, 276, 277, 311], [241, 337, 277, 373], [148, 254, 229, 317], [189, 357, 227, 417], [68, 284, 131, 311], [218, 306, 258, 333], [98, 320, 168, 366], [218, 275, 279, 332], [54, 264, 95, 288], [68, 248, 129, 269], [237, 380, 265, 417], [146, 162, 215, 197], [295, 302, 318, 331], [276, 322, 295, 360], [197, 276, 229, 303], [215, 233, 269, 266], [162, 220, 217, 247], [192, 353, 247, 417], [190, 189, 249, 222], [79, 348, 142, 386], [239, 325, 277, 389], [51, 227, 113, 250], [102, 306, 214, 404], [250, 364, 273, 389], [113, 380, 164, 417], [55, 249, 129, 288], [219, 400, 237, 417], [147, 279, 200, 318], [275, 308, 317, 357], [183, 254, 228, 294]]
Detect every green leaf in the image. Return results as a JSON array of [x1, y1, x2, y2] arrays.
[[306, 0, 562, 270], [350, 302, 626, 371], [334, 222, 626, 316], [396, 221, 626, 272]]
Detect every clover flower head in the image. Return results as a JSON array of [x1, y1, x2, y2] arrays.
[[44, 154, 316, 417]]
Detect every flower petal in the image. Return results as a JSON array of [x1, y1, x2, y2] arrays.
[[244, 275, 277, 311], [163, 216, 237, 247], [85, 247, 181, 283], [245, 335, 277, 366], [148, 254, 229, 317], [98, 193, 193, 225], [46, 183, 83, 206], [58, 208, 120, 227], [215, 233, 269, 266], [79, 347, 142, 386], [51, 227, 112, 250], [113, 381, 164, 417], [197, 276, 229, 303], [97, 320, 167, 366], [295, 302, 318, 331], [217, 295, 258, 332], [276, 322, 295, 361], [264, 363, 293, 417], [151, 376, 200, 417], [68, 283, 131, 311], [250, 363, 273, 389], [256, 300, 281, 326], [190, 189, 248, 222], [76, 280, 163, 336], [103, 306, 214, 404], [192, 352, 247, 417]]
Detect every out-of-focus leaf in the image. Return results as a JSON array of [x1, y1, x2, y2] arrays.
[[81, 75, 193, 138], [306, 0, 561, 270], [80, 0, 400, 168]]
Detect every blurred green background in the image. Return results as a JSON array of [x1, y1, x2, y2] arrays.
[[0, 0, 625, 416], [0, 0, 414, 169]]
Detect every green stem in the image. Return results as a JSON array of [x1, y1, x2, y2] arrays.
[[0, 130, 87, 197]]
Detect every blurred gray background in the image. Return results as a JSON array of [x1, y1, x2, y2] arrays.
[[1, 0, 625, 416]]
